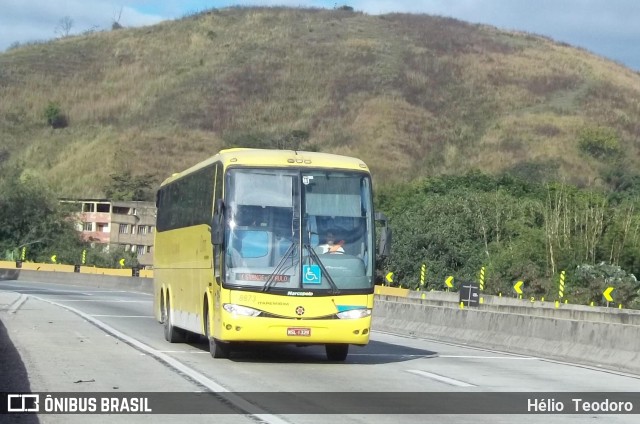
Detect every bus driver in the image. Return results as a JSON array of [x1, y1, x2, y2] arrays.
[[318, 231, 345, 254]]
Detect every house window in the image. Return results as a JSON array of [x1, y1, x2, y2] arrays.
[[136, 245, 145, 255], [96, 223, 109, 232], [119, 224, 129, 234], [83, 222, 93, 231], [131, 225, 136, 235], [138, 225, 147, 235], [146, 246, 152, 253], [112, 206, 130, 215]]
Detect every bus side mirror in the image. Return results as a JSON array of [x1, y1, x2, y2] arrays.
[[378, 227, 392, 259], [211, 199, 225, 246], [375, 212, 392, 259]]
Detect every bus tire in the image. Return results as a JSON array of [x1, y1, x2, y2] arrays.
[[204, 307, 230, 358], [210, 339, 230, 359], [325, 343, 349, 361], [164, 296, 185, 343]]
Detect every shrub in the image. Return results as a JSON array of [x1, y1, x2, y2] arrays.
[[578, 127, 620, 159], [44, 102, 68, 129], [569, 263, 639, 307]]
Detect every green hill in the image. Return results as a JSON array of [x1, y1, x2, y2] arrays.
[[1, 6, 639, 196]]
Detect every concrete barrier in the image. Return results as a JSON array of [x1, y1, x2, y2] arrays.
[[0, 268, 20, 281], [373, 297, 640, 375], [0, 269, 153, 294], [391, 293, 640, 325], [0, 260, 153, 278]]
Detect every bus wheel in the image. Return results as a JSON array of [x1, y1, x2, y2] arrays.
[[325, 343, 349, 361], [164, 296, 185, 343], [204, 307, 229, 359], [210, 339, 230, 359]]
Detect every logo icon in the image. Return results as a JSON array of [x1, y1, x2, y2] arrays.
[[295, 306, 305, 316], [7, 394, 40, 412], [303, 265, 321, 284]]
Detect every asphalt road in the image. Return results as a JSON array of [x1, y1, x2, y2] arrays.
[[1, 279, 640, 424]]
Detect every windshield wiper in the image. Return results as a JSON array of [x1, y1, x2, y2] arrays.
[[305, 244, 340, 295], [262, 242, 298, 292]]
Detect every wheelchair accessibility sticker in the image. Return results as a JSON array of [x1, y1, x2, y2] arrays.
[[303, 265, 322, 284]]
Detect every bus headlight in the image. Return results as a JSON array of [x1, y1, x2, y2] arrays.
[[336, 308, 371, 319], [223, 304, 262, 317]]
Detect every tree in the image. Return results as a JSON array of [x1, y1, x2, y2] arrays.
[[112, 7, 124, 30], [55, 16, 74, 38], [103, 172, 156, 201], [0, 168, 84, 261]]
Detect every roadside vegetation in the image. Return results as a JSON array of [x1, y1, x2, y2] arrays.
[[0, 165, 139, 268], [377, 172, 640, 308]]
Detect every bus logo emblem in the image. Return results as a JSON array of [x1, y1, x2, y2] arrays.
[[296, 306, 305, 316]]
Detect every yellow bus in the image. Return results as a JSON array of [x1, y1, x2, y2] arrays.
[[153, 148, 390, 361]]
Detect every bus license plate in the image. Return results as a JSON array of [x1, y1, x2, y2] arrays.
[[287, 327, 311, 336]]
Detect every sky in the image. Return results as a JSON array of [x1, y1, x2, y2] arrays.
[[1, 1, 639, 71]]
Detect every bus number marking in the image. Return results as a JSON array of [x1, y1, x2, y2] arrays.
[[238, 294, 257, 303]]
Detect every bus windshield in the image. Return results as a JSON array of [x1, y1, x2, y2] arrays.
[[224, 168, 374, 294]]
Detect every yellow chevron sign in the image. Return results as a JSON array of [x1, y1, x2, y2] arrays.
[[514, 280, 523, 294], [603, 287, 614, 302], [445, 276, 454, 288], [385, 272, 393, 284]]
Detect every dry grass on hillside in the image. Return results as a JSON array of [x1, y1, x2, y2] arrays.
[[1, 7, 640, 196]]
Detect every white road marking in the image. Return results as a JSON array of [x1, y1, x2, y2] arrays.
[[90, 315, 154, 318], [439, 355, 538, 360], [375, 329, 640, 380], [1, 286, 128, 296], [0, 283, 153, 297], [406, 369, 476, 387], [349, 354, 537, 360], [2, 288, 59, 292], [7, 294, 28, 314], [373, 330, 542, 359], [349, 353, 431, 357], [29, 294, 292, 424], [56, 300, 151, 303]]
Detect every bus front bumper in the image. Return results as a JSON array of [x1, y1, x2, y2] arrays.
[[218, 315, 372, 345]]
